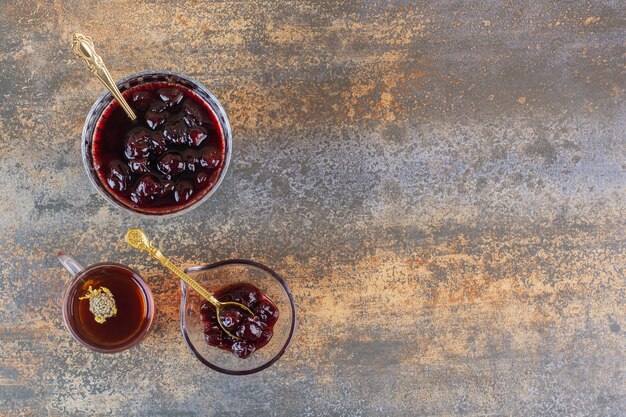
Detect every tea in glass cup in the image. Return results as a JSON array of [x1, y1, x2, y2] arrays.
[[58, 252, 155, 353]]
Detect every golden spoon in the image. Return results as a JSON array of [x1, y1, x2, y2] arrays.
[[124, 228, 253, 340], [72, 33, 137, 121]]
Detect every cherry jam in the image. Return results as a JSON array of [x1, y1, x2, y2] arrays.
[[199, 283, 280, 359], [92, 82, 226, 215]]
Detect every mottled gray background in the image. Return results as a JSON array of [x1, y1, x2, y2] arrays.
[[0, 0, 624, 416]]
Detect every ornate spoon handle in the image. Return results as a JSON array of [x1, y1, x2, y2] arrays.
[[158, 255, 220, 305], [124, 228, 219, 305], [72, 33, 137, 121], [125, 227, 256, 340]]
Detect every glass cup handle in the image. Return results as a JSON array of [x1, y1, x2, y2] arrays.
[[57, 251, 85, 276]]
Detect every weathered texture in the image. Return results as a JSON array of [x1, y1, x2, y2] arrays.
[[0, 0, 624, 416]]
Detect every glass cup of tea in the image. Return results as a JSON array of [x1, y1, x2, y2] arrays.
[[58, 252, 155, 353]]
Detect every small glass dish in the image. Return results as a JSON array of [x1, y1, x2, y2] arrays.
[[181, 260, 296, 375], [81, 70, 232, 218]]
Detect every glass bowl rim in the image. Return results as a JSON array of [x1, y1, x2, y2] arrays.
[[61, 261, 156, 353], [80, 70, 233, 219], [181, 259, 297, 375]]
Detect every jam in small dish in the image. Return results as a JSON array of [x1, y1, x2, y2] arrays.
[[92, 82, 226, 215], [200, 283, 279, 358]]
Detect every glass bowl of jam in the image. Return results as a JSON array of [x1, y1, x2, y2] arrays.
[[181, 260, 296, 375], [81, 71, 232, 217]]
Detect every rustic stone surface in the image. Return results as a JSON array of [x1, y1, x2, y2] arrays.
[[0, 0, 624, 416]]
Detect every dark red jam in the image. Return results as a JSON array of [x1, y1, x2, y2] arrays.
[[92, 82, 226, 214], [200, 283, 280, 359]]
